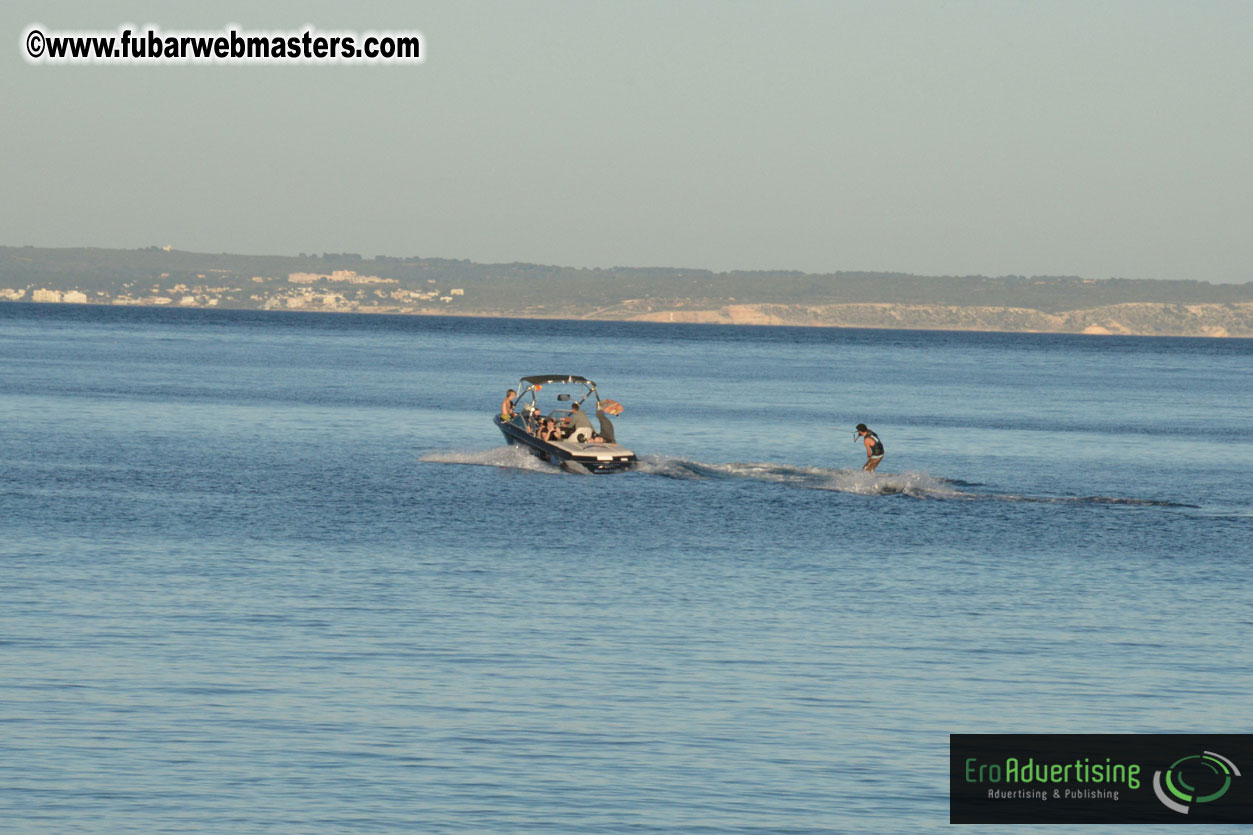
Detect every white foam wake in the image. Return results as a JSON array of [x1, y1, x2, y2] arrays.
[[633, 455, 967, 499], [421, 448, 1193, 506], [420, 445, 560, 473], [421, 448, 971, 498]]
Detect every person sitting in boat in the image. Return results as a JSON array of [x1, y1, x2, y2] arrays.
[[538, 417, 562, 442], [566, 402, 595, 443]]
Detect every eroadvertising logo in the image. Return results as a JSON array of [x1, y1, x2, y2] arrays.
[[950, 735, 1253, 824]]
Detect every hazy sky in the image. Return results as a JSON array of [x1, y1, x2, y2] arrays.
[[4, 1, 1250, 281]]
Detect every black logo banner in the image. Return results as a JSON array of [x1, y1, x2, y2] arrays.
[[951, 734, 1253, 824]]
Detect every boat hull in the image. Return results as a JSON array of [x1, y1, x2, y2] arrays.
[[494, 416, 636, 474]]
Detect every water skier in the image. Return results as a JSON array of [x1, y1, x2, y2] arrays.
[[856, 423, 884, 472]]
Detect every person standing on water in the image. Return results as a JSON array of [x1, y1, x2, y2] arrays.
[[856, 423, 884, 472]]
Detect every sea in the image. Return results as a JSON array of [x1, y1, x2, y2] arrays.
[[1, 303, 1250, 834]]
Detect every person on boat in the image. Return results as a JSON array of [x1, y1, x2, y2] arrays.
[[500, 389, 517, 422], [539, 417, 561, 442], [595, 404, 616, 444], [856, 424, 884, 472], [521, 402, 540, 434], [566, 402, 595, 442]]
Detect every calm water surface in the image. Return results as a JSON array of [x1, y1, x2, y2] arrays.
[[1, 304, 1250, 833]]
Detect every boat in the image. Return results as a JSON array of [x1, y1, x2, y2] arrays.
[[493, 375, 638, 473]]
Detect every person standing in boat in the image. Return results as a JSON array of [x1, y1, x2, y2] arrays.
[[595, 405, 616, 444], [856, 423, 884, 472], [500, 389, 518, 422]]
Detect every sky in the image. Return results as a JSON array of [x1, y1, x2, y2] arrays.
[[3, 0, 1251, 282]]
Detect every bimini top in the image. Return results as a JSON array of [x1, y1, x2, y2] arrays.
[[520, 374, 595, 386]]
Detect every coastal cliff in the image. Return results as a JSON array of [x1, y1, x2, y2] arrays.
[[618, 301, 1253, 337]]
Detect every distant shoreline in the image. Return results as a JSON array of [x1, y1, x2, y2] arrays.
[[4, 245, 1251, 338], [5, 299, 1251, 340]]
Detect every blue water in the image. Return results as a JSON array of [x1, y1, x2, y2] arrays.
[[1, 303, 1250, 833]]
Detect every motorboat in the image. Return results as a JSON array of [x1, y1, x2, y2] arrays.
[[494, 375, 637, 473]]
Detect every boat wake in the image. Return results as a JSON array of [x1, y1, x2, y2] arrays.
[[420, 445, 562, 474], [637, 456, 1195, 506], [634, 456, 963, 499], [422, 448, 1196, 506]]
